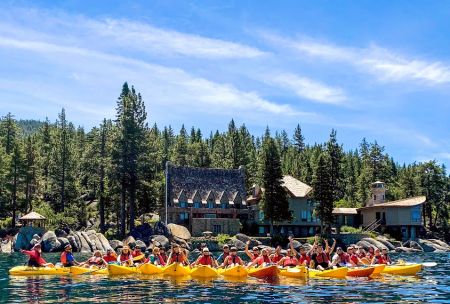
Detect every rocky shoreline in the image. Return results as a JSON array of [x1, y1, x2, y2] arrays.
[[1, 222, 449, 255]]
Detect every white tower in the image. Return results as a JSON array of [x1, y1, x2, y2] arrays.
[[366, 181, 386, 207]]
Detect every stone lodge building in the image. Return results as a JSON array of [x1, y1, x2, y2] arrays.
[[164, 162, 253, 236]]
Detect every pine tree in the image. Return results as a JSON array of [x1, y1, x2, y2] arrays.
[[260, 137, 292, 234], [326, 129, 343, 201], [312, 152, 334, 235], [24, 136, 37, 212], [293, 124, 305, 152], [172, 125, 188, 166]]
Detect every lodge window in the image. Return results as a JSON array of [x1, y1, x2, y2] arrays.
[[179, 212, 189, 220], [259, 211, 264, 221], [301, 211, 307, 222], [205, 213, 216, 219], [221, 202, 227, 209], [194, 202, 201, 208], [213, 225, 221, 233], [411, 206, 421, 222], [208, 201, 214, 209], [179, 202, 187, 208]]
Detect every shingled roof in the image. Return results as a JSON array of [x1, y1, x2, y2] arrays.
[[19, 211, 46, 220], [167, 163, 247, 206], [358, 196, 426, 210], [282, 175, 313, 198]]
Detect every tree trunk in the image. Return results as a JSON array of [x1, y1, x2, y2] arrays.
[[129, 179, 136, 232], [11, 163, 17, 228], [99, 128, 106, 233], [120, 178, 126, 238]]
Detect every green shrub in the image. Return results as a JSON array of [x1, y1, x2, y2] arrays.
[[216, 233, 232, 246], [0, 217, 12, 229], [340, 226, 363, 234]]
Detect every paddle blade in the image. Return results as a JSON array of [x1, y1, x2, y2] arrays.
[[133, 254, 145, 261]]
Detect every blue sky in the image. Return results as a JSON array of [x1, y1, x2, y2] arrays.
[[0, 0, 449, 168]]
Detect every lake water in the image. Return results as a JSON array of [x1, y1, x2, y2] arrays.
[[1, 252, 449, 303]]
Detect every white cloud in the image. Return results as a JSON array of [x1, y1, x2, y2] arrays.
[[266, 73, 346, 104], [262, 33, 450, 85], [0, 36, 305, 118]]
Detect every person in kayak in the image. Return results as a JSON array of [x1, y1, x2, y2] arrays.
[[216, 245, 230, 265], [371, 248, 387, 265], [247, 248, 271, 268], [191, 248, 218, 267], [311, 244, 331, 270], [381, 248, 392, 265], [132, 247, 145, 264], [270, 245, 283, 264], [103, 248, 118, 264], [20, 243, 50, 267], [167, 244, 189, 265], [149, 247, 166, 266], [277, 249, 299, 268], [60, 244, 79, 267], [331, 247, 350, 267], [324, 238, 337, 260], [82, 250, 107, 268], [244, 241, 260, 262], [346, 246, 364, 266], [222, 247, 244, 267], [118, 246, 133, 266], [159, 247, 168, 264]]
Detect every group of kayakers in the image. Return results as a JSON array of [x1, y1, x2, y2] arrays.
[[20, 235, 393, 271]]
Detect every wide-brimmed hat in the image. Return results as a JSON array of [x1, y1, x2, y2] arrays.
[[202, 247, 210, 252]]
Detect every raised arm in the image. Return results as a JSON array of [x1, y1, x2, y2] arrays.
[[329, 239, 337, 255], [245, 241, 253, 259], [288, 236, 298, 256]]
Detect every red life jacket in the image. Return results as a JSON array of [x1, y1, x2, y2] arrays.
[[256, 255, 271, 266], [132, 251, 142, 258], [250, 253, 259, 262], [103, 254, 117, 263], [350, 254, 359, 265], [160, 253, 168, 263], [283, 256, 298, 267], [374, 255, 386, 264], [119, 253, 131, 262], [23, 249, 46, 266], [338, 252, 350, 263], [225, 255, 241, 266], [61, 251, 68, 264], [88, 257, 103, 266], [198, 255, 213, 266], [271, 254, 283, 263], [315, 252, 329, 264], [169, 252, 184, 264], [299, 253, 311, 265]]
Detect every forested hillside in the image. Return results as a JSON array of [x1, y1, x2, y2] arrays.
[[1, 83, 448, 237]]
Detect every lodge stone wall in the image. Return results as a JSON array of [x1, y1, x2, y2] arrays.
[[191, 218, 241, 236]]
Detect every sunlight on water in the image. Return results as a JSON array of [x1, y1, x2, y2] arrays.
[[1, 252, 449, 303]]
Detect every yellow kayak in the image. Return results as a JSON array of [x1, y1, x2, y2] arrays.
[[163, 263, 190, 277], [9, 266, 70, 276], [190, 265, 219, 278], [218, 265, 248, 278], [382, 264, 422, 276], [108, 264, 139, 275], [309, 267, 348, 279], [139, 263, 164, 275], [70, 266, 108, 275], [371, 264, 385, 275], [279, 266, 308, 279]]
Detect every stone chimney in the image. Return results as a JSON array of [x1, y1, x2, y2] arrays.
[[366, 181, 386, 207]]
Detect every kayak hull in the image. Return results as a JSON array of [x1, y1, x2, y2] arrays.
[[139, 263, 164, 275], [279, 266, 308, 279], [163, 263, 190, 277], [371, 264, 385, 275], [248, 265, 279, 278], [108, 264, 138, 275], [9, 266, 70, 276], [70, 266, 108, 275], [309, 267, 348, 279], [218, 265, 248, 277], [382, 264, 422, 275], [190, 265, 219, 278], [347, 267, 375, 277]]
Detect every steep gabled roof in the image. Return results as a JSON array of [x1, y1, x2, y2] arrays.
[[167, 163, 247, 206], [282, 175, 313, 198]]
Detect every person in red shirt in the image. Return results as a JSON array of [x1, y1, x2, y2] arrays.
[[159, 247, 168, 264], [297, 247, 312, 266], [244, 241, 260, 263], [60, 244, 79, 267], [131, 247, 145, 264], [191, 248, 218, 267], [347, 246, 363, 266], [118, 246, 133, 266], [270, 246, 283, 264], [149, 247, 166, 266], [167, 244, 189, 265], [371, 248, 387, 265], [331, 247, 350, 267], [381, 248, 392, 265], [82, 250, 107, 268], [247, 248, 271, 267], [103, 249, 118, 264], [20, 244, 49, 267], [277, 249, 299, 267], [222, 247, 244, 267]]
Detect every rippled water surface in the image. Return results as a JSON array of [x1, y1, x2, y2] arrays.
[[1, 252, 449, 303]]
